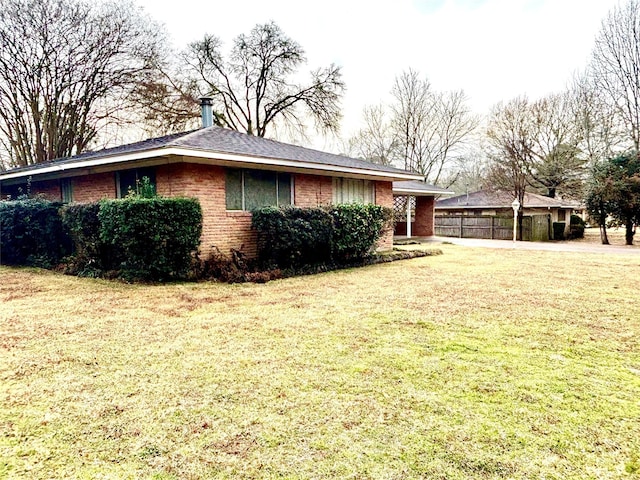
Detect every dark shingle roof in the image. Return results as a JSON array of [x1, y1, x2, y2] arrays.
[[2, 130, 195, 175], [1, 126, 419, 179], [436, 190, 580, 209], [393, 180, 453, 196]]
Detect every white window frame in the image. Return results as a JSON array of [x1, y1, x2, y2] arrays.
[[226, 169, 294, 211], [332, 177, 375, 205], [61, 178, 73, 203]]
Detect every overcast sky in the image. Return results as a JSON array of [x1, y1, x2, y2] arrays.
[[136, 0, 620, 144]]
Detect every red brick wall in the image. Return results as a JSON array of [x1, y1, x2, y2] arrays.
[[72, 173, 116, 202], [156, 163, 256, 257], [375, 181, 394, 251], [395, 222, 408, 236], [414, 196, 435, 236], [294, 174, 332, 207]]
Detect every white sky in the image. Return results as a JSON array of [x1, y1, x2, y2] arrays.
[[135, 0, 619, 145]]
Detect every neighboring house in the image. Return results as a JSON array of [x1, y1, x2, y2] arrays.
[[0, 108, 423, 257], [435, 190, 580, 240]]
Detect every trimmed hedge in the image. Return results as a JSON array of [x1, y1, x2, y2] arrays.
[[328, 204, 393, 262], [552, 222, 566, 240], [60, 202, 106, 277], [1, 196, 202, 281], [568, 214, 585, 239], [98, 197, 202, 281], [252, 203, 394, 269], [0, 198, 71, 268], [252, 206, 333, 269]]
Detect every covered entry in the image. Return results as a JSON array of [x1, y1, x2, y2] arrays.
[[392, 180, 454, 238]]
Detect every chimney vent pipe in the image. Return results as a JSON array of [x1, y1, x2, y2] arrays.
[[200, 97, 213, 128]]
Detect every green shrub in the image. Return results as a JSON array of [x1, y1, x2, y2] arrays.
[[126, 176, 156, 199], [60, 202, 106, 276], [0, 198, 70, 268], [98, 197, 202, 281], [328, 204, 393, 262], [252, 205, 333, 269], [252, 203, 393, 270], [552, 222, 566, 240], [568, 214, 586, 239]]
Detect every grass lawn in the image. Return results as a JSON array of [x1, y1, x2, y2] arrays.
[[1, 245, 639, 479], [577, 227, 640, 247]]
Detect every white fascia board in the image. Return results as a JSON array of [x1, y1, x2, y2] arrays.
[[0, 149, 168, 181], [0, 146, 424, 182], [173, 148, 423, 181], [435, 204, 570, 210], [435, 205, 503, 209], [393, 187, 455, 196]]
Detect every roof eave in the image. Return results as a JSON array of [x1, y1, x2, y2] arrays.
[[393, 187, 455, 196], [435, 204, 577, 209], [0, 146, 424, 183]]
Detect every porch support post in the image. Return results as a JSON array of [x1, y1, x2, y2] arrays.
[[406, 196, 412, 238]]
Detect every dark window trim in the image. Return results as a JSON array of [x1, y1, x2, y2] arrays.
[[115, 167, 156, 199], [225, 168, 293, 211]]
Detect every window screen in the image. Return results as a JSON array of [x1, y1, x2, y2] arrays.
[[225, 169, 243, 210], [225, 169, 292, 210], [558, 210, 567, 222], [61, 178, 73, 203], [245, 170, 278, 211], [332, 178, 374, 204]]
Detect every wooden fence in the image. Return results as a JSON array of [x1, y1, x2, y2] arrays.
[[434, 215, 551, 242]]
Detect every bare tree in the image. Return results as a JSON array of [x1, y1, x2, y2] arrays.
[[345, 104, 398, 166], [485, 97, 534, 239], [390, 70, 434, 174], [590, 0, 640, 152], [441, 146, 489, 195], [391, 70, 479, 183], [528, 92, 585, 198], [0, 0, 165, 169], [130, 66, 202, 137], [347, 70, 478, 183], [571, 73, 623, 167], [180, 22, 344, 138]]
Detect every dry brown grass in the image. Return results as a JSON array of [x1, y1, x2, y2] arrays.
[[1, 246, 639, 479], [577, 227, 639, 246]]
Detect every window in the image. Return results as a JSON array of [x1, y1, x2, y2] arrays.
[[2, 182, 27, 200], [116, 167, 156, 198], [225, 168, 292, 211], [61, 178, 73, 203], [558, 209, 567, 222], [332, 178, 374, 204]]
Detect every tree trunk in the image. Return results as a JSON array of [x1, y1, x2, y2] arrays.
[[599, 225, 610, 244], [625, 219, 635, 245], [598, 202, 609, 245]]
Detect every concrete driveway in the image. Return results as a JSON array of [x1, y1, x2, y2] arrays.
[[398, 236, 640, 255]]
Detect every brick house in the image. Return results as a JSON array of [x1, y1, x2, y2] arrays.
[[0, 123, 425, 257]]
